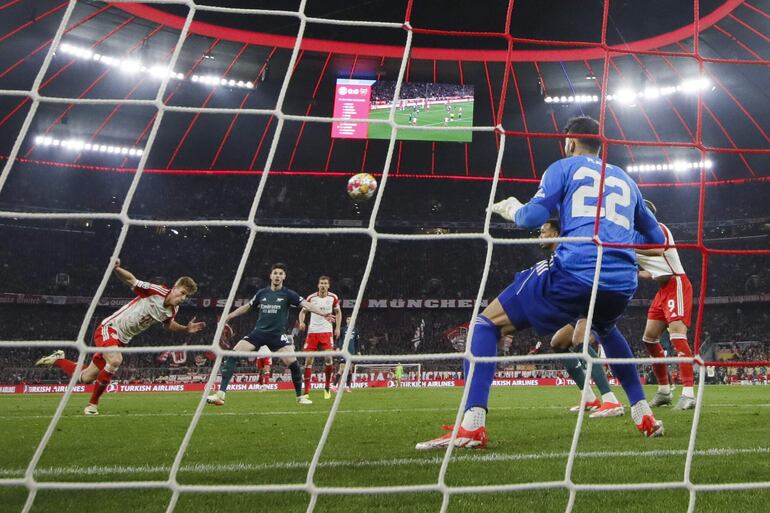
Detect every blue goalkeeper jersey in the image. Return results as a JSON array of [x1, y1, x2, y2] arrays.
[[514, 154, 664, 293]]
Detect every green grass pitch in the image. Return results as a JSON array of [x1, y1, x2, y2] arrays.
[[2, 385, 769, 512], [367, 101, 474, 142]]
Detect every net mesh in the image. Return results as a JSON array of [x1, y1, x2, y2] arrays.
[[0, 0, 769, 512]]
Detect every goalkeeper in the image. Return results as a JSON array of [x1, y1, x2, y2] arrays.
[[417, 116, 665, 450], [394, 363, 404, 387]]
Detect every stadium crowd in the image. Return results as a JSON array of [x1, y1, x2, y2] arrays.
[[0, 174, 767, 385], [371, 80, 474, 103]]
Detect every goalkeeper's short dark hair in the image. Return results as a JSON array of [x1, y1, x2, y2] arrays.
[[563, 116, 601, 153]]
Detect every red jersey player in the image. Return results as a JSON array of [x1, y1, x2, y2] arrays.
[[298, 276, 341, 399], [35, 259, 204, 415], [636, 200, 696, 410], [256, 354, 272, 390]]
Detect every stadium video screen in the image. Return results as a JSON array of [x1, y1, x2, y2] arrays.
[[332, 79, 474, 142]]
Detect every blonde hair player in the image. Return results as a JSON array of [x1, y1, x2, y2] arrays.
[[35, 259, 203, 415], [298, 276, 342, 400], [636, 200, 697, 410]]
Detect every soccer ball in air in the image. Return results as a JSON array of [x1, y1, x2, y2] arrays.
[[347, 173, 378, 202]]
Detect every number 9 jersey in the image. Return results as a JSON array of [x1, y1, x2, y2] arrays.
[[515, 155, 663, 294]]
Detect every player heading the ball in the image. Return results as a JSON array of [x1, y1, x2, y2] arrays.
[[36, 259, 204, 415], [207, 263, 335, 406]]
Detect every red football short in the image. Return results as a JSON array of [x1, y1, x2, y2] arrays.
[[647, 275, 693, 327], [92, 324, 125, 367], [257, 357, 272, 368], [304, 332, 334, 351]]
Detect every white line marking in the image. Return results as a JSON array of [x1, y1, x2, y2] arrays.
[[1, 447, 768, 478], [0, 405, 563, 420], [1, 403, 768, 420]]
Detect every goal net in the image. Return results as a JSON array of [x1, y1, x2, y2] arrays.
[[1, 0, 769, 512], [353, 363, 422, 384]]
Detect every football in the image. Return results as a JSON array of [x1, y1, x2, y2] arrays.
[[347, 172, 378, 202]]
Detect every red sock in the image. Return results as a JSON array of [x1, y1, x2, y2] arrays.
[[671, 335, 694, 386], [263, 370, 270, 384], [644, 340, 669, 386], [89, 368, 114, 405], [54, 359, 78, 376], [303, 366, 312, 395], [324, 364, 333, 391], [258, 372, 264, 385]]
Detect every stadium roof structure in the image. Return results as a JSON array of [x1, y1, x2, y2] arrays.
[[0, 0, 769, 190]]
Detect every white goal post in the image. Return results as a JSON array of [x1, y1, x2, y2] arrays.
[[353, 363, 422, 383]]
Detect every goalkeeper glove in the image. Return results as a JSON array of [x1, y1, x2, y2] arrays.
[[490, 196, 524, 222]]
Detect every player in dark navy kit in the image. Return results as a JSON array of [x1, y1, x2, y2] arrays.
[[417, 117, 666, 450], [332, 316, 362, 393], [207, 263, 335, 406]]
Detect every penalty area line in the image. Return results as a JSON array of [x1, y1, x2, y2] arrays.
[[0, 403, 767, 420]]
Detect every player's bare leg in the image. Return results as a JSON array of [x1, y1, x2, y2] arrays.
[[416, 299, 510, 450], [208, 339, 255, 406], [78, 362, 100, 384], [668, 320, 695, 409], [642, 319, 673, 407], [280, 347, 312, 404]]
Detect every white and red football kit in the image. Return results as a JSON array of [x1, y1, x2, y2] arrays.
[[303, 292, 339, 351], [636, 223, 693, 327], [95, 280, 178, 347]]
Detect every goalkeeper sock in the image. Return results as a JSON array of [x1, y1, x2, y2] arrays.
[[219, 357, 236, 393], [461, 407, 486, 430], [557, 347, 589, 393], [577, 343, 613, 396], [463, 315, 499, 411], [289, 361, 303, 397], [598, 327, 645, 406]]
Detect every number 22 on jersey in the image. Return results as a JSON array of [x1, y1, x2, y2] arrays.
[[571, 166, 631, 229]]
